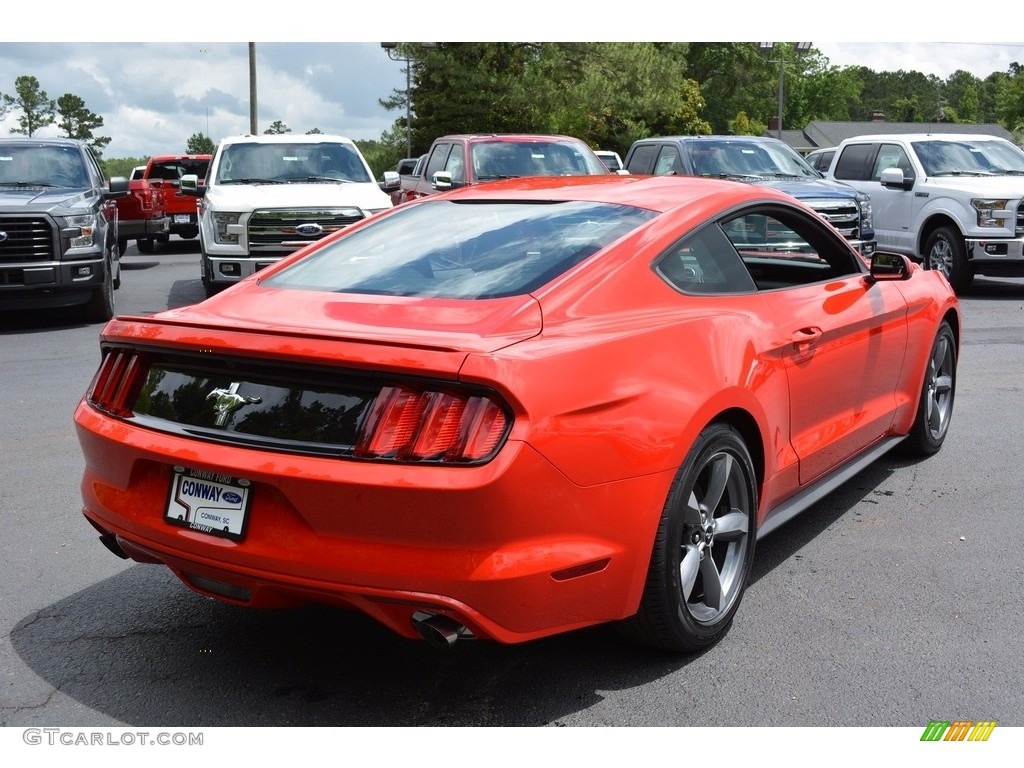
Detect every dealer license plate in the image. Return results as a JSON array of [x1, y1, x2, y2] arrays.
[[165, 465, 252, 540], [174, 214, 191, 224]]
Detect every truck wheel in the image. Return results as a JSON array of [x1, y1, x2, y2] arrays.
[[83, 257, 115, 323], [117, 237, 128, 257], [201, 253, 220, 299], [136, 238, 155, 254], [924, 226, 973, 293]]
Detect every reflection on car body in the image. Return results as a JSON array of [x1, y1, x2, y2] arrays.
[[75, 175, 960, 653]]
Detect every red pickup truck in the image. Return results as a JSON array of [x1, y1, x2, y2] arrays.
[[114, 167, 169, 255], [138, 154, 211, 252]]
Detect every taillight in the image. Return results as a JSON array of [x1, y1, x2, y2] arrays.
[[87, 349, 145, 418], [355, 385, 509, 463]]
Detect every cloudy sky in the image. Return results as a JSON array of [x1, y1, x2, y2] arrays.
[[2, 7, 1022, 160]]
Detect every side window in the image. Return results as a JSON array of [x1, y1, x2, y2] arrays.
[[424, 143, 452, 180], [445, 145, 466, 183], [833, 143, 875, 181], [721, 207, 863, 289], [625, 144, 658, 174], [871, 143, 914, 182], [655, 223, 757, 294], [653, 146, 684, 175]]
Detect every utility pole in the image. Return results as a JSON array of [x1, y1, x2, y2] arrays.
[[248, 43, 258, 134]]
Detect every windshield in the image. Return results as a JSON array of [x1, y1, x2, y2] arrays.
[[685, 140, 819, 180], [216, 142, 372, 184], [470, 141, 609, 180], [149, 157, 211, 183], [0, 144, 88, 187], [912, 138, 1024, 175], [263, 199, 656, 299]]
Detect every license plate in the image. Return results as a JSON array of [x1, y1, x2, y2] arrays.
[[165, 465, 251, 540], [174, 214, 191, 224]]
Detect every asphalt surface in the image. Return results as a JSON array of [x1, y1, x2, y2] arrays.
[[1, 239, 1022, 731]]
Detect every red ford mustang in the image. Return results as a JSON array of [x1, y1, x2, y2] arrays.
[[74, 175, 960, 652]]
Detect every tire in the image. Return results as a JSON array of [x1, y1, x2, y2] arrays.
[[117, 237, 127, 257], [111, 240, 121, 290], [83, 256, 115, 323], [619, 423, 757, 652], [901, 320, 956, 457], [136, 237, 155, 254], [924, 226, 972, 293], [201, 253, 220, 299]]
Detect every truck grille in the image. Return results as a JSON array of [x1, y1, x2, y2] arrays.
[[803, 198, 861, 241], [248, 208, 365, 252], [0, 215, 56, 264], [1017, 201, 1024, 236]]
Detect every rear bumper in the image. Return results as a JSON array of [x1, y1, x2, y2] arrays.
[[119, 216, 170, 239], [74, 400, 670, 644]]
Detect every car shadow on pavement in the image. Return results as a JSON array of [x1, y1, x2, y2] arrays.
[[8, 453, 902, 728]]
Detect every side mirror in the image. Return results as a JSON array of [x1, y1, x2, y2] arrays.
[[379, 170, 400, 192], [880, 167, 912, 191], [433, 170, 453, 191], [869, 251, 912, 281], [180, 174, 207, 197], [106, 176, 130, 198]]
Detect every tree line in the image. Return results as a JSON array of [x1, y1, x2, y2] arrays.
[[375, 42, 1024, 173], [6, 43, 1024, 179]]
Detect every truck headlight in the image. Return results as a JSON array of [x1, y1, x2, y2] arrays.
[[858, 199, 873, 231], [213, 212, 241, 244], [60, 213, 97, 247], [972, 198, 1010, 228]]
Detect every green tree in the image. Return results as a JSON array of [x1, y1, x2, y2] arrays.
[[55, 93, 110, 154], [3, 75, 55, 136], [186, 132, 216, 154], [996, 70, 1024, 133], [306, 127, 323, 134], [101, 156, 148, 180], [264, 120, 291, 134]]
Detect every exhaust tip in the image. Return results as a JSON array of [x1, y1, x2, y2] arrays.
[[98, 532, 129, 560], [411, 612, 468, 649]]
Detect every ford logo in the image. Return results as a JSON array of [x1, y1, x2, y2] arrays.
[[223, 492, 242, 504], [295, 223, 324, 237], [0, 231, 7, 243]]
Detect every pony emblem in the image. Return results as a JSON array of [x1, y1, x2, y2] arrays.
[[207, 382, 262, 427]]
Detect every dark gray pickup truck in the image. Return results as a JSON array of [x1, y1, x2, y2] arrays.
[[0, 137, 128, 322]]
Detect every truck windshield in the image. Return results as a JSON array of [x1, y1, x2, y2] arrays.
[[0, 144, 87, 187], [911, 139, 1024, 176], [685, 140, 819, 180], [217, 142, 372, 184]]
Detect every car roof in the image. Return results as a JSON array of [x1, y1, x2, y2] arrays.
[[218, 133, 357, 146], [436, 133, 590, 143], [150, 154, 212, 161], [417, 173, 802, 214], [0, 136, 84, 147], [844, 133, 1012, 143], [634, 135, 787, 146]]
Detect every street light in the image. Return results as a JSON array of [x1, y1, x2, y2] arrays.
[[759, 42, 812, 140], [381, 42, 437, 158]]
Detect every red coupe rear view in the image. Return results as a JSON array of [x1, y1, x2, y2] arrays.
[[75, 175, 960, 652]]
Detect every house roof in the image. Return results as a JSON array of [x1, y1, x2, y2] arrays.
[[771, 121, 1014, 152]]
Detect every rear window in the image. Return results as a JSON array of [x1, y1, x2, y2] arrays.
[[150, 157, 210, 182], [263, 200, 656, 299]]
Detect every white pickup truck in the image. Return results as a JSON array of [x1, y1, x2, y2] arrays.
[[182, 133, 397, 297], [823, 133, 1024, 292]]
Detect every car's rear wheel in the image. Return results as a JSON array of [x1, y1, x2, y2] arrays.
[[136, 237, 155, 254], [924, 226, 972, 293], [620, 423, 757, 652], [901, 320, 956, 456]]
